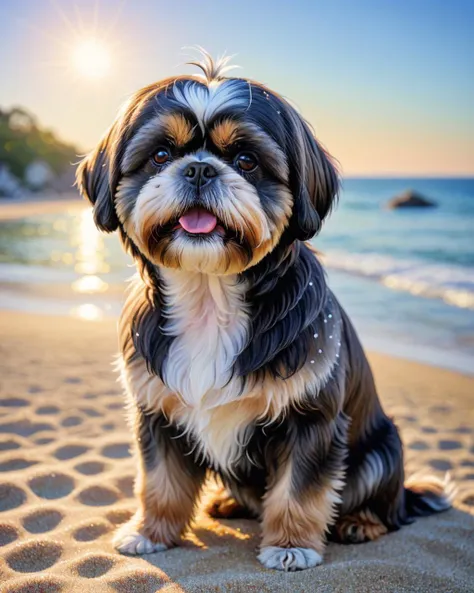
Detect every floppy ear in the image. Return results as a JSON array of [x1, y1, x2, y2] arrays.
[[287, 111, 339, 241], [76, 130, 120, 233]]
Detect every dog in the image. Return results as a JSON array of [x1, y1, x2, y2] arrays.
[[76, 52, 453, 571]]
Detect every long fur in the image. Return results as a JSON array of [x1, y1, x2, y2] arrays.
[[77, 50, 453, 571]]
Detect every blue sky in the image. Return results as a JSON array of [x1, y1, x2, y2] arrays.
[[0, 0, 473, 175]]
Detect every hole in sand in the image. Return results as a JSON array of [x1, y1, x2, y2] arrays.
[[29, 473, 75, 499], [64, 377, 82, 384], [54, 445, 89, 460], [429, 459, 453, 471], [0, 439, 22, 452], [6, 577, 64, 593], [0, 523, 19, 546], [105, 509, 133, 525], [61, 416, 83, 428], [101, 443, 130, 459], [6, 540, 63, 572], [107, 402, 123, 411], [0, 458, 38, 472], [0, 483, 27, 511], [36, 406, 60, 415], [74, 460, 106, 476], [34, 437, 55, 446], [73, 554, 116, 578], [407, 441, 429, 451], [28, 385, 43, 394], [452, 426, 472, 434], [77, 485, 120, 506], [421, 426, 437, 434], [103, 388, 121, 396], [0, 397, 29, 407], [0, 420, 54, 437], [438, 440, 462, 451], [80, 407, 102, 418], [73, 521, 110, 542], [22, 508, 64, 534], [109, 571, 167, 593]]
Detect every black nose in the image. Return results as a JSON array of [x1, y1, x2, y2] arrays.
[[183, 162, 217, 188]]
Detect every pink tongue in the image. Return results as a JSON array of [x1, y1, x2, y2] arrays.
[[179, 208, 217, 234]]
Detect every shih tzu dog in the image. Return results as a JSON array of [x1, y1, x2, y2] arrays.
[[76, 52, 453, 571]]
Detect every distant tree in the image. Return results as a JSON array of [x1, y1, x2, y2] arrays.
[[0, 106, 78, 180]]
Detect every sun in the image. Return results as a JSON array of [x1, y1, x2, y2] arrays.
[[72, 38, 111, 79]]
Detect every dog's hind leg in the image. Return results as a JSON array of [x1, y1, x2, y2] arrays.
[[204, 484, 259, 519], [335, 414, 408, 543], [337, 329, 409, 542], [332, 508, 388, 543]]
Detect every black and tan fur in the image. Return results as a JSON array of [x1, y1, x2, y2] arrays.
[[76, 52, 453, 571]]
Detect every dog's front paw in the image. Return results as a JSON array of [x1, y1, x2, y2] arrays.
[[258, 546, 323, 571], [113, 522, 167, 555]]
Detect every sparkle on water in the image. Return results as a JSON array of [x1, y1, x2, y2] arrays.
[[71, 303, 103, 321]]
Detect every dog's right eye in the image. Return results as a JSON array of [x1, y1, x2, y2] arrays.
[[152, 148, 171, 166]]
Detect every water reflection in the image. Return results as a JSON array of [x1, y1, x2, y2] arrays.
[[73, 209, 108, 274], [72, 209, 109, 292], [71, 303, 103, 321], [72, 275, 108, 294]]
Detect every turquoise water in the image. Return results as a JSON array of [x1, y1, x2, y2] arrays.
[[0, 178, 473, 373]]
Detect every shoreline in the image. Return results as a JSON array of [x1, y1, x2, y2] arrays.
[[0, 193, 85, 220]]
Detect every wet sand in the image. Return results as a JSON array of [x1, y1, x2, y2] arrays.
[[0, 311, 473, 592]]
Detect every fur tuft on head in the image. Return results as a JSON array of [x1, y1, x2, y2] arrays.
[[186, 46, 240, 83]]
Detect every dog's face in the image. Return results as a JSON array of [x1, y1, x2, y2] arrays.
[[77, 56, 338, 275]]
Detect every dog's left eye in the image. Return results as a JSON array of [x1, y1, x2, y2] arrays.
[[152, 148, 171, 166], [235, 152, 258, 172]]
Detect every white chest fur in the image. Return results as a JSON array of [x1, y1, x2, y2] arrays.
[[160, 269, 249, 408]]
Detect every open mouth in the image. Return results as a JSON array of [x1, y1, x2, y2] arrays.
[[174, 207, 227, 238], [147, 206, 253, 264], [179, 207, 218, 234]]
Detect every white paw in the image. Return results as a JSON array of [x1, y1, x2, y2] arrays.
[[113, 527, 167, 555], [258, 546, 323, 571]]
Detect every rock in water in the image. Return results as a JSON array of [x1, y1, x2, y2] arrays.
[[386, 190, 437, 209]]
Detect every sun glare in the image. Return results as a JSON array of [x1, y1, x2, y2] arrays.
[[72, 38, 111, 79]]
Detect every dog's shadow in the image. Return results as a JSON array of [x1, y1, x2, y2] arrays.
[[133, 507, 474, 592]]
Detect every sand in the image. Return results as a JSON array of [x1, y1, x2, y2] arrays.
[[0, 310, 473, 593]]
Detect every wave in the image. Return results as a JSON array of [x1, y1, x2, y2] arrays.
[[321, 251, 474, 310], [1, 256, 474, 311]]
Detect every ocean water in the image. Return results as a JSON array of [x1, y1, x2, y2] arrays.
[[0, 178, 473, 373]]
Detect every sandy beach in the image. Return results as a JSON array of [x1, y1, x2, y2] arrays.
[[0, 310, 472, 592]]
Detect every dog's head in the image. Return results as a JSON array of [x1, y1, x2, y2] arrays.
[[77, 53, 338, 275]]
